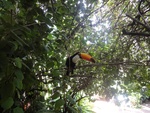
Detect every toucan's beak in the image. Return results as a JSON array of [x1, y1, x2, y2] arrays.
[[80, 53, 95, 63]]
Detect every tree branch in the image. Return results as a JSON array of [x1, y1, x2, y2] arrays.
[[76, 96, 87, 103], [138, 0, 149, 26], [122, 29, 150, 36], [126, 14, 150, 31]]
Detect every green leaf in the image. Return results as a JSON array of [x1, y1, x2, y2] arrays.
[[15, 69, 24, 80], [46, 61, 54, 68], [15, 58, 22, 68], [51, 92, 60, 100], [55, 99, 64, 108], [14, 78, 23, 90], [52, 70, 60, 76], [13, 107, 24, 113], [1, 97, 14, 110], [47, 34, 54, 40], [68, 106, 76, 113], [2, 1, 14, 10], [67, 95, 76, 104]]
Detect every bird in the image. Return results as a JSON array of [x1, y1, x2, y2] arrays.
[[65, 52, 95, 75]]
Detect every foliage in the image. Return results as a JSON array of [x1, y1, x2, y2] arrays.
[[0, 0, 150, 112], [129, 92, 142, 108]]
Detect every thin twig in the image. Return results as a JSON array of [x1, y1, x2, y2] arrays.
[[68, 1, 108, 38], [11, 30, 29, 46], [12, 22, 45, 32], [114, 1, 130, 28]]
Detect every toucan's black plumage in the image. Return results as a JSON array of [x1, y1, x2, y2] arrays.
[[66, 52, 80, 75], [65, 52, 95, 75]]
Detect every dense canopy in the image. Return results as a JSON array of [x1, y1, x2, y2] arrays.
[[0, 0, 150, 112]]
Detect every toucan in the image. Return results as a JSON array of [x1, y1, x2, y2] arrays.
[[65, 52, 95, 75]]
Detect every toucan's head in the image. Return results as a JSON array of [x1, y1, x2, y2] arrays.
[[79, 53, 95, 63], [71, 52, 95, 63]]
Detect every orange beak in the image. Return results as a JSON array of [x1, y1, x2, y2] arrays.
[[80, 53, 95, 63]]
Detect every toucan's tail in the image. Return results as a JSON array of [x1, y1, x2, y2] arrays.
[[66, 70, 69, 76], [66, 68, 74, 76]]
